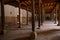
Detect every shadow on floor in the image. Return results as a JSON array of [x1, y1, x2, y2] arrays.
[[51, 36, 60, 40], [37, 29, 60, 35], [13, 33, 35, 40], [14, 37, 31, 40]]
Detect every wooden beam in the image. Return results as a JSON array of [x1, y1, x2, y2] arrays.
[[16, 0, 20, 3], [24, 0, 31, 6], [21, 2, 27, 6]]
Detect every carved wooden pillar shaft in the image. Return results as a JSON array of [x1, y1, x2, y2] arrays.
[[18, 3, 21, 28], [26, 8, 28, 25], [31, 0, 35, 32], [57, 2, 60, 26], [56, 4, 58, 23], [51, 10, 54, 21], [43, 5, 45, 22], [41, 4, 44, 25], [38, 0, 41, 28], [54, 6, 57, 24], [1, 0, 5, 34]]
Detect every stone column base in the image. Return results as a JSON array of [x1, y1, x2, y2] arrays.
[[37, 27, 40, 29], [0, 30, 4, 35], [54, 22, 56, 24], [41, 23, 43, 25], [30, 32, 37, 40], [57, 24, 60, 26]]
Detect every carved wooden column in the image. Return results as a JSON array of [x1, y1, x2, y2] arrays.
[[54, 6, 57, 24], [31, 0, 35, 32], [1, 0, 5, 34], [56, 4, 58, 24], [37, 0, 41, 29], [51, 7, 55, 23], [16, 0, 21, 28], [51, 10, 54, 21], [57, 3, 60, 26], [18, 2, 21, 28], [26, 8, 28, 25], [41, 4, 44, 25]]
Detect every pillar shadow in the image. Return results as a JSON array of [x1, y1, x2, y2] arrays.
[[51, 36, 60, 40]]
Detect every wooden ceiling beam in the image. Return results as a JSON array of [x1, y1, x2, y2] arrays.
[[3, 0, 59, 13], [16, 0, 20, 3], [42, 0, 59, 4], [44, 2, 56, 9], [45, 2, 57, 13]]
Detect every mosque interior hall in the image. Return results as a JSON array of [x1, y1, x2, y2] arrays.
[[1, 0, 60, 40]]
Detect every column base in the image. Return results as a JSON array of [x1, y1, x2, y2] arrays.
[[26, 23, 28, 25], [41, 23, 43, 25], [54, 22, 56, 24], [57, 24, 60, 26], [37, 27, 40, 29], [30, 32, 37, 40], [18, 26, 21, 28], [0, 31, 4, 35]]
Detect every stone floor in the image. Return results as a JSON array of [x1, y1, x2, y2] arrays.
[[3, 21, 60, 40], [36, 21, 60, 40], [37, 31, 60, 40]]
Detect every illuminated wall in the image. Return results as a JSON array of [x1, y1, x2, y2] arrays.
[[4, 5, 31, 24], [4, 5, 17, 24]]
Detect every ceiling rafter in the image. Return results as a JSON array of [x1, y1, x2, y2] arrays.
[[4, 0, 59, 13]]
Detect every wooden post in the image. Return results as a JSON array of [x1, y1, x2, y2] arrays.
[[41, 4, 43, 25], [16, 0, 21, 28], [55, 4, 58, 24], [18, 3, 21, 28], [51, 10, 54, 21], [1, 0, 5, 34], [37, 0, 41, 29], [31, 0, 35, 32], [26, 8, 28, 25], [43, 5, 45, 22], [54, 7, 57, 24], [57, 2, 60, 26]]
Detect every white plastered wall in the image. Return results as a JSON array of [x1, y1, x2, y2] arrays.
[[4, 5, 31, 24], [4, 5, 17, 24]]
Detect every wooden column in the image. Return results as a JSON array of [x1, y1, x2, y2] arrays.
[[1, 0, 5, 34], [16, 0, 21, 28], [41, 4, 44, 25], [57, 3, 60, 26], [37, 0, 41, 29], [54, 7, 57, 24], [51, 10, 54, 21], [31, 0, 35, 32], [18, 3, 21, 28], [43, 5, 45, 21], [26, 8, 28, 25]]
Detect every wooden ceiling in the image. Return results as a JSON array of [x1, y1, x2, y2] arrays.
[[4, 0, 59, 13]]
